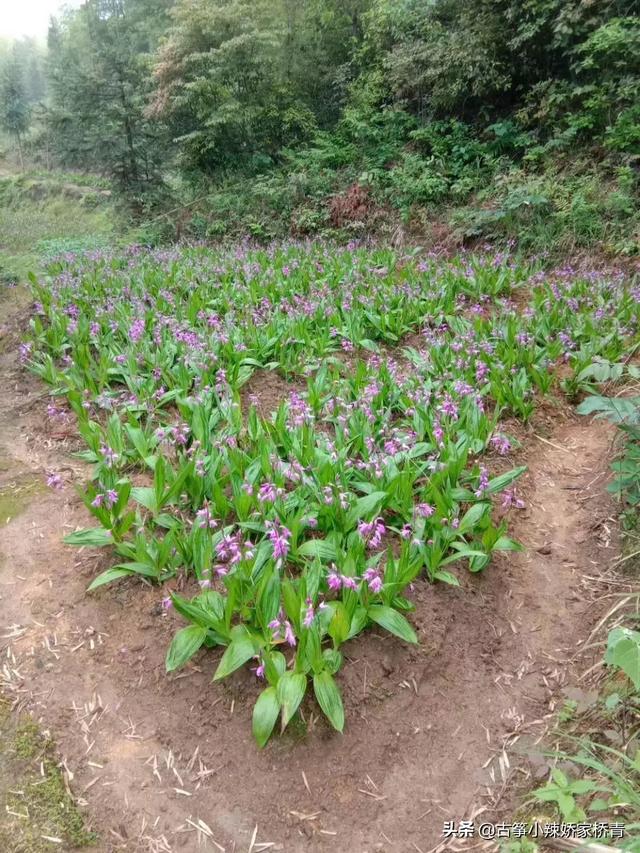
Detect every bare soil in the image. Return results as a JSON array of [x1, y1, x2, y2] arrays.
[[0, 291, 620, 853]]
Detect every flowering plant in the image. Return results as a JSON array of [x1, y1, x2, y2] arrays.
[[27, 244, 638, 744]]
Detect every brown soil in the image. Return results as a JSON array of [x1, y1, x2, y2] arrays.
[[0, 291, 620, 853], [240, 370, 305, 420]]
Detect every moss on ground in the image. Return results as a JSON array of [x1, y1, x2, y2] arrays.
[[0, 700, 97, 852], [0, 474, 45, 524]]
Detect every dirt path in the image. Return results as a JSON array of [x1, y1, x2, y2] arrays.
[[0, 292, 619, 853]]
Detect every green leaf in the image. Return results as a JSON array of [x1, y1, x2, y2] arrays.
[[166, 625, 207, 672], [213, 633, 256, 681], [252, 687, 280, 748], [347, 607, 368, 639], [486, 466, 527, 494], [493, 536, 523, 551], [328, 602, 350, 646], [276, 672, 307, 729], [451, 487, 475, 501], [322, 648, 343, 674], [604, 693, 620, 711], [296, 539, 337, 561], [368, 605, 418, 644], [87, 567, 132, 590], [170, 594, 227, 635], [458, 502, 490, 533], [605, 627, 640, 690], [313, 670, 344, 732], [347, 491, 387, 527], [440, 549, 487, 566], [64, 528, 113, 547], [131, 486, 158, 512], [432, 570, 460, 586]]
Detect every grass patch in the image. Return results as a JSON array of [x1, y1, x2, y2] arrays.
[[0, 172, 125, 283], [0, 700, 96, 852]]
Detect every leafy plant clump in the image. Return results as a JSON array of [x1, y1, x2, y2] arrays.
[[26, 244, 639, 745]]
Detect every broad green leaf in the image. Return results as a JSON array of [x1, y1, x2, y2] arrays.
[[197, 589, 225, 621], [347, 607, 368, 639], [328, 602, 350, 646], [313, 670, 344, 732], [87, 567, 132, 590], [458, 502, 490, 533], [213, 634, 256, 680], [264, 650, 287, 685], [346, 491, 387, 527], [451, 487, 475, 501], [368, 605, 418, 644], [64, 527, 113, 547], [296, 539, 337, 561], [252, 687, 280, 748], [170, 593, 227, 635], [605, 627, 640, 690], [322, 648, 343, 674], [486, 466, 527, 494], [131, 486, 158, 512], [441, 549, 487, 565], [112, 561, 158, 577], [276, 672, 307, 729], [493, 535, 524, 551], [166, 625, 207, 672], [432, 569, 460, 586]]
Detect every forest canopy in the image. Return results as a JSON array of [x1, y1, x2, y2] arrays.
[[1, 0, 638, 247]]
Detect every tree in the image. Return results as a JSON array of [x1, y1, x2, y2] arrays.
[[149, 0, 370, 176], [0, 50, 30, 168], [46, 0, 171, 189]]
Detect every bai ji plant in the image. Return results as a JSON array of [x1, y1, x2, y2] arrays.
[[25, 243, 639, 744]]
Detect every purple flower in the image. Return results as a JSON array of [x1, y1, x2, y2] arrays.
[[130, 318, 145, 342], [258, 482, 279, 503], [475, 466, 490, 497], [491, 434, 511, 455], [303, 597, 316, 628], [358, 518, 385, 550], [439, 394, 459, 420], [100, 445, 119, 468], [284, 622, 296, 646], [501, 488, 525, 510], [46, 472, 63, 489], [195, 505, 217, 529], [161, 596, 173, 611], [251, 656, 265, 679], [268, 613, 297, 647], [266, 520, 291, 562], [327, 568, 342, 591], [416, 503, 435, 518], [363, 567, 383, 594]]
